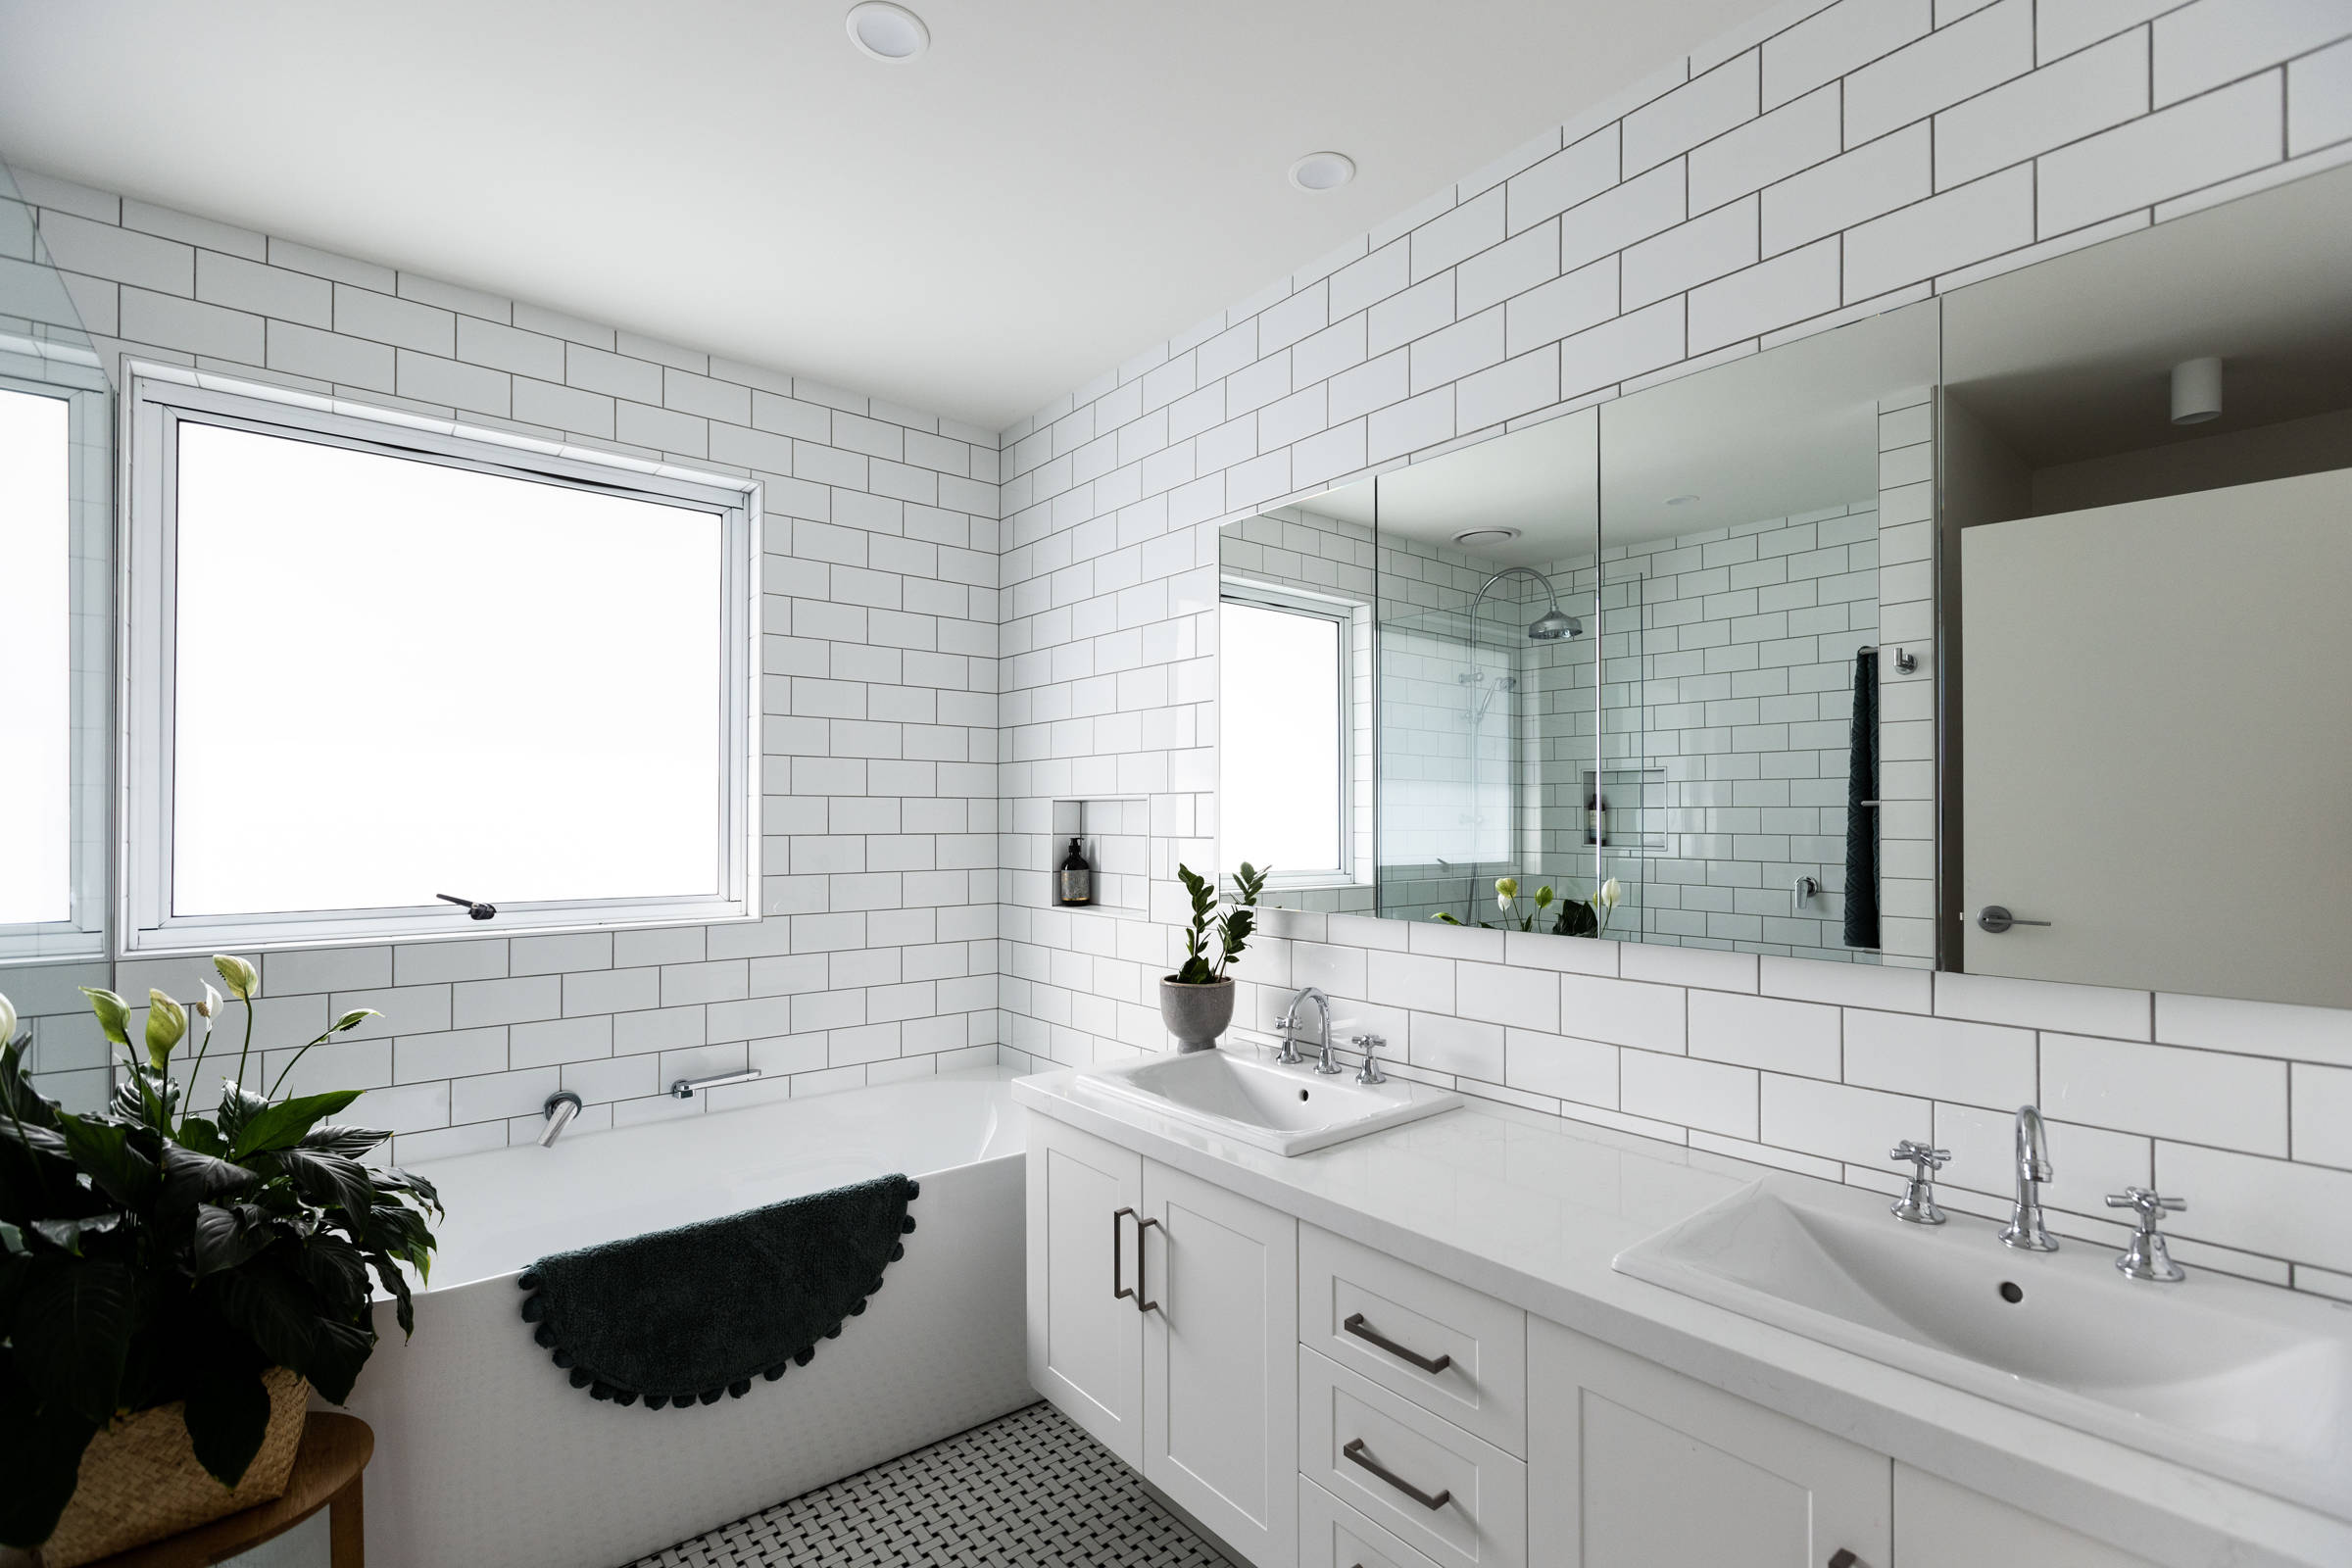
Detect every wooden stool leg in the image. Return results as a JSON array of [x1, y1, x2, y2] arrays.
[[327, 1473, 365, 1568]]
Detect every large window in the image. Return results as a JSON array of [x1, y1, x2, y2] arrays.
[[122, 366, 761, 955], [1218, 590, 1349, 882]]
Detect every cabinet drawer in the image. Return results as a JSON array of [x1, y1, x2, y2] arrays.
[[1301, 1348, 1526, 1568], [1300, 1226, 1527, 1455], [1300, 1475, 1444, 1568]]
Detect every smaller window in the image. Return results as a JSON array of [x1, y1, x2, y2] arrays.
[[1218, 589, 1350, 883]]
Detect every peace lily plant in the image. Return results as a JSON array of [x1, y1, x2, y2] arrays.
[[1434, 874, 1623, 938], [0, 956, 442, 1554]]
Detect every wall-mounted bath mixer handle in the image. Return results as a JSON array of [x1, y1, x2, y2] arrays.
[[436, 892, 497, 920], [669, 1068, 762, 1100], [1791, 874, 1819, 914]]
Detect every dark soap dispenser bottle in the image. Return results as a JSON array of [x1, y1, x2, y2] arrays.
[[1057, 837, 1093, 906]]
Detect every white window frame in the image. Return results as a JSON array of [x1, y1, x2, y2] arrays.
[[119, 363, 763, 957], [1217, 580, 1356, 889], [0, 351, 111, 964]]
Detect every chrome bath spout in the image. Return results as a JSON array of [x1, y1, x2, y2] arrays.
[[538, 1090, 583, 1148]]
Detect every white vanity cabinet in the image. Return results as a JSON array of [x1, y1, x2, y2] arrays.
[[1529, 1315, 1890, 1567], [1026, 1117, 1299, 1567]]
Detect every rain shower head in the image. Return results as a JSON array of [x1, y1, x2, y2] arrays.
[[1528, 607, 1583, 641]]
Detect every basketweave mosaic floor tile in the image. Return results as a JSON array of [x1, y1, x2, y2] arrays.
[[631, 1400, 1233, 1567]]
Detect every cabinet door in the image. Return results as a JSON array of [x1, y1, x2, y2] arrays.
[[1143, 1158, 1299, 1568], [1529, 1317, 1891, 1568], [1026, 1116, 1145, 1467], [1893, 1464, 2155, 1568]]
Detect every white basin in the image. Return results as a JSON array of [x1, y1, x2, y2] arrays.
[[1072, 1048, 1461, 1154], [1615, 1181, 2352, 1516]]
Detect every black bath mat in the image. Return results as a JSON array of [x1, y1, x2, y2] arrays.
[[518, 1173, 918, 1409]]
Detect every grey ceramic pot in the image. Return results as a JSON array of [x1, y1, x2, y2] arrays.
[[1158, 977, 1237, 1053]]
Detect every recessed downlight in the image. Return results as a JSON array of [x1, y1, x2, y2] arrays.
[[847, 2, 929, 61], [1451, 526, 1520, 546], [1289, 151, 1356, 192]]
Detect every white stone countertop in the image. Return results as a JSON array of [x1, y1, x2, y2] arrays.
[[1012, 1052, 2352, 1568]]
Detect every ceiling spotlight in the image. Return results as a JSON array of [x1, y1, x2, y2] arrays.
[[1451, 526, 1520, 546], [1665, 493, 1700, 507], [1289, 152, 1356, 192], [847, 2, 929, 61], [2171, 356, 2222, 425]]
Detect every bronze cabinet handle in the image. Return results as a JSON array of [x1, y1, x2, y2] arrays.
[[1344, 1311, 1453, 1374], [1343, 1438, 1451, 1510], [1111, 1207, 1136, 1304], [1828, 1550, 1860, 1568], [1135, 1215, 1161, 1313]]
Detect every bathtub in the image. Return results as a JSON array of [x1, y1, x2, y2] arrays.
[[337, 1069, 1032, 1568]]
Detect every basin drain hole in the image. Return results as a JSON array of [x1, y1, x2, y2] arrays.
[[1998, 1281, 2025, 1304], [1298, 1089, 1311, 1102]]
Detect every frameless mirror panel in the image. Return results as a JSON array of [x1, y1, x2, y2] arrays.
[[1596, 301, 1939, 964], [0, 161, 116, 1107], [1942, 165, 2352, 1007], [1371, 411, 1601, 930], [1214, 480, 1377, 913]]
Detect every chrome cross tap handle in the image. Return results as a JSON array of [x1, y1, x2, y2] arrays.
[[1351, 1034, 1388, 1086], [2105, 1187, 2187, 1282], [1888, 1140, 1950, 1225]]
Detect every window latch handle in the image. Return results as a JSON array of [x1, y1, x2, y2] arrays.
[[436, 893, 498, 920]]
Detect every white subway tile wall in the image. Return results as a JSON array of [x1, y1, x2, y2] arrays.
[[990, 0, 2352, 1293], [13, 169, 1005, 1155], [6, 0, 2348, 1291]]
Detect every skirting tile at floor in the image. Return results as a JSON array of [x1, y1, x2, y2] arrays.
[[632, 1400, 1232, 1567]]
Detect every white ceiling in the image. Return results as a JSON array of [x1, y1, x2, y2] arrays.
[[0, 0, 1771, 430], [1943, 163, 2352, 465]]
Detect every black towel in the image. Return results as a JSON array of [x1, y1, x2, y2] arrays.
[[1843, 650, 1881, 950], [517, 1173, 917, 1409]]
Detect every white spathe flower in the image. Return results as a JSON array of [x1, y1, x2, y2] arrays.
[[196, 980, 224, 1020], [1594, 877, 1624, 910], [0, 992, 16, 1048], [213, 953, 260, 1001], [1494, 876, 1518, 911]]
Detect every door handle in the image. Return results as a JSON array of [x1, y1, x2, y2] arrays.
[[1343, 1438, 1452, 1510], [1978, 905, 2052, 934], [1111, 1206, 1135, 1304], [1343, 1311, 1452, 1373], [1134, 1215, 1160, 1313], [1828, 1551, 1861, 1568]]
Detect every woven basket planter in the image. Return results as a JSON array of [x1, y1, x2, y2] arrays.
[[36, 1369, 309, 1568]]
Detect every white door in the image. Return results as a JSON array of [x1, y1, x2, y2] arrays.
[[1529, 1317, 1891, 1568], [1025, 1116, 1145, 1466], [1960, 466, 2352, 1006], [1143, 1159, 1299, 1568]]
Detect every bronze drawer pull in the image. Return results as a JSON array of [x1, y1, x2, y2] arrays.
[[1344, 1311, 1452, 1373], [1343, 1438, 1451, 1511], [1828, 1550, 1860, 1568], [1112, 1207, 1136, 1304]]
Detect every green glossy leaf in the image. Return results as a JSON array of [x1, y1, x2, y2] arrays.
[[181, 1366, 271, 1489], [229, 1090, 362, 1159], [175, 1116, 228, 1157], [29, 1214, 123, 1255], [270, 1148, 375, 1222], [0, 1369, 100, 1549], [52, 1111, 156, 1204], [189, 1202, 276, 1276], [205, 1262, 373, 1403], [299, 1122, 390, 1158], [159, 1145, 263, 1215], [15, 1258, 135, 1425], [294, 1232, 371, 1313]]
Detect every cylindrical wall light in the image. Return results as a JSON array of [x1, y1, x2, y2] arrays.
[[2171, 356, 2223, 425]]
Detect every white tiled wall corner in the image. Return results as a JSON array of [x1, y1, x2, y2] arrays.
[[12, 171, 1004, 1157], [989, 0, 2352, 1292]]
